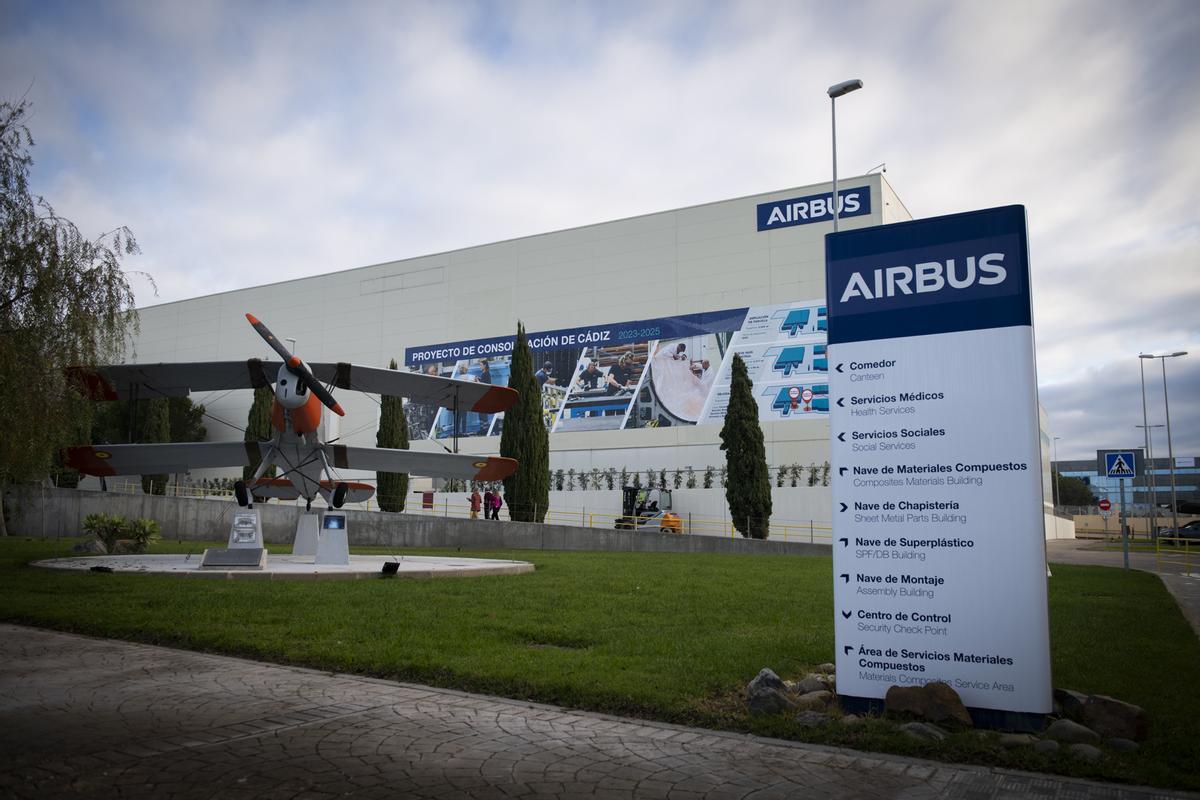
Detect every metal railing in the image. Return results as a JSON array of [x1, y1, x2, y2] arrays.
[[97, 481, 833, 542], [1156, 536, 1198, 577]]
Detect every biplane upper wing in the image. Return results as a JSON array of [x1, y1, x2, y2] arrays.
[[64, 441, 264, 477], [308, 363, 517, 414], [324, 444, 517, 482], [68, 361, 282, 400], [70, 360, 517, 414]]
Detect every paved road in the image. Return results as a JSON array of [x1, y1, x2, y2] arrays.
[[1, 625, 1191, 800], [1046, 539, 1200, 638]]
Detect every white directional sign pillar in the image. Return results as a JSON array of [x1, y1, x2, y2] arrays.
[[826, 205, 1051, 718]]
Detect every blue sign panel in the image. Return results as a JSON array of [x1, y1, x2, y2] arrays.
[[1104, 452, 1137, 478], [757, 187, 871, 232], [404, 307, 748, 366], [825, 205, 1032, 345]]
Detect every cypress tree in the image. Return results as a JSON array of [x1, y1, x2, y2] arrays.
[[243, 385, 276, 483], [719, 354, 772, 539], [500, 322, 549, 522], [376, 358, 409, 512], [138, 397, 170, 495]]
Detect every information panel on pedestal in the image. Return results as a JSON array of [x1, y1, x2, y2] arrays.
[[826, 205, 1051, 715]]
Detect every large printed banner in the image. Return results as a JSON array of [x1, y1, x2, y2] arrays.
[[402, 301, 830, 440], [826, 205, 1051, 716]]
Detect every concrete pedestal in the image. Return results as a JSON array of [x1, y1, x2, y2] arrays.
[[315, 529, 349, 565], [293, 513, 319, 556], [315, 511, 349, 566]]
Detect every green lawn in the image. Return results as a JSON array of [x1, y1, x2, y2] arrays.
[[1, 537, 1197, 790]]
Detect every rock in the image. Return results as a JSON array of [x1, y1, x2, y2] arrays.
[[1044, 719, 1100, 744], [747, 668, 787, 696], [797, 675, 828, 694], [1053, 688, 1088, 721], [111, 539, 145, 555], [72, 540, 106, 555], [1081, 695, 1149, 742], [794, 710, 830, 728], [885, 682, 973, 728], [900, 722, 946, 742], [998, 733, 1037, 748], [1067, 743, 1103, 763], [1032, 739, 1060, 755], [1107, 737, 1139, 753], [747, 687, 796, 716], [794, 690, 833, 712], [839, 714, 864, 727], [817, 662, 836, 674]]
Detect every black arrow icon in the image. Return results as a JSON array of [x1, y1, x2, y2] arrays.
[[838, 537, 848, 547], [843, 645, 854, 655], [841, 610, 852, 619], [839, 502, 848, 513], [837, 432, 846, 442], [837, 397, 845, 407], [839, 573, 849, 583], [839, 467, 848, 476], [836, 363, 845, 373]]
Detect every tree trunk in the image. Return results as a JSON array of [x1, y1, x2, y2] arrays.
[[0, 488, 9, 537]]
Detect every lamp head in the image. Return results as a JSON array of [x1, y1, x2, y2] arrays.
[[828, 79, 864, 98]]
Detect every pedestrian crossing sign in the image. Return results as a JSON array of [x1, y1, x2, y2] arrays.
[[1104, 452, 1136, 478]]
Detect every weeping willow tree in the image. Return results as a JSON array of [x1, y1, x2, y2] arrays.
[[0, 101, 141, 535]]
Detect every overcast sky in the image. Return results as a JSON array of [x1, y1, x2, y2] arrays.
[[2, 0, 1197, 460]]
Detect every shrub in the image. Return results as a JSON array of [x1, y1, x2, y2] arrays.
[[125, 518, 161, 548], [83, 513, 125, 552], [83, 514, 160, 552]]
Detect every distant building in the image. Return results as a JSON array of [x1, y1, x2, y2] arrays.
[[1052, 456, 1199, 510]]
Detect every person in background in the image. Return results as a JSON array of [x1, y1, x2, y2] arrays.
[[604, 352, 636, 395], [490, 491, 504, 520], [576, 361, 603, 391], [536, 361, 555, 388], [478, 360, 492, 385], [469, 487, 482, 520], [483, 489, 494, 519]]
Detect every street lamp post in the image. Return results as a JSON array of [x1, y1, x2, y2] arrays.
[[1052, 437, 1062, 510], [827, 79, 863, 234], [1140, 351, 1187, 537], [1135, 423, 1163, 540]]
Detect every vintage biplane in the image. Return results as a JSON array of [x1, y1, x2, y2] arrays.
[[65, 314, 519, 509]]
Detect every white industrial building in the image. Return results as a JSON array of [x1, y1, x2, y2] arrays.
[[126, 174, 909, 497]]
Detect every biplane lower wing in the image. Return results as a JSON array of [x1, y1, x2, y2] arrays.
[[323, 445, 517, 482], [65, 441, 263, 477]]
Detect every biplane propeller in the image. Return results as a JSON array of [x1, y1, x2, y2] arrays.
[[65, 313, 519, 509]]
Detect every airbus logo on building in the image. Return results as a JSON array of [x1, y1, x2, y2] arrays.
[[757, 188, 871, 231], [839, 253, 1008, 303]]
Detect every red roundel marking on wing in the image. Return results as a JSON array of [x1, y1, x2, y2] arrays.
[[473, 385, 519, 414], [63, 447, 117, 476], [473, 457, 518, 482]]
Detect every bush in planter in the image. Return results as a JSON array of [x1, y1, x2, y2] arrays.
[[83, 513, 125, 552], [125, 518, 161, 549], [83, 514, 160, 553]]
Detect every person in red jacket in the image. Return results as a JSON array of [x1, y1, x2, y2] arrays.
[[469, 488, 482, 520]]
